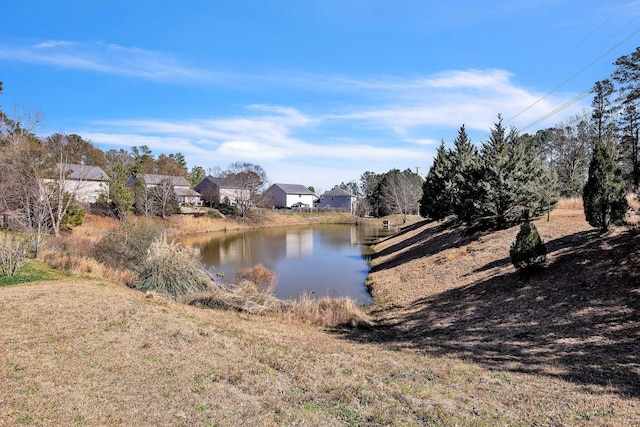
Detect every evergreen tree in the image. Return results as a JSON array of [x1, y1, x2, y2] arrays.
[[450, 125, 481, 223], [106, 164, 134, 219], [477, 116, 546, 228], [590, 79, 618, 147], [583, 139, 628, 232], [420, 141, 454, 220], [510, 217, 547, 270], [618, 104, 640, 189]]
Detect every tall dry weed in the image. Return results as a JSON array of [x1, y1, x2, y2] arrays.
[[282, 294, 372, 328], [557, 197, 583, 210], [137, 236, 215, 297], [39, 249, 137, 286], [235, 264, 276, 294], [188, 264, 371, 328]]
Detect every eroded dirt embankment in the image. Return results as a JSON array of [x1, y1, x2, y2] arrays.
[[364, 205, 640, 398]]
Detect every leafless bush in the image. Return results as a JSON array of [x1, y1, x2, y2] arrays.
[[0, 233, 28, 276], [93, 218, 165, 273], [235, 264, 276, 294], [138, 236, 215, 297]]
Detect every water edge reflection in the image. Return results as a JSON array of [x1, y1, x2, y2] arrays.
[[176, 224, 396, 304]]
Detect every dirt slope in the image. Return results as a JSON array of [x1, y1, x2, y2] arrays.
[[364, 203, 640, 399]]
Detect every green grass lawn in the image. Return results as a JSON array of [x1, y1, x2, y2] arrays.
[[0, 261, 68, 287]]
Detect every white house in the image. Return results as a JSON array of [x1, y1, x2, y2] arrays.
[[263, 183, 316, 208], [317, 188, 358, 213], [42, 164, 110, 204]]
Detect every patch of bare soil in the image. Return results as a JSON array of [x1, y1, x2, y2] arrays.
[[359, 204, 640, 403]]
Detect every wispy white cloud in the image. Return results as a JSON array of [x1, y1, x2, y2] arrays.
[[0, 40, 213, 82], [89, 105, 427, 164], [77, 66, 586, 190], [2, 40, 587, 186], [0, 40, 585, 132]]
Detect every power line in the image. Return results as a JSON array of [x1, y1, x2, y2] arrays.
[[506, 26, 640, 127], [550, 0, 634, 67], [521, 90, 591, 131]]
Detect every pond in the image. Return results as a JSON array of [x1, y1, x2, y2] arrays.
[[175, 223, 396, 304]]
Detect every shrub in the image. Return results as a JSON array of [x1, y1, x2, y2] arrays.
[[93, 219, 165, 273], [509, 220, 547, 270], [215, 203, 239, 217], [138, 236, 215, 297], [235, 264, 276, 294], [0, 233, 28, 276]]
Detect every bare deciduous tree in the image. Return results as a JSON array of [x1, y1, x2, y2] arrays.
[[153, 178, 178, 219], [382, 169, 423, 224], [225, 162, 268, 218]]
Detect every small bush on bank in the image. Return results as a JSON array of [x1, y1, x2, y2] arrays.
[[216, 203, 239, 217], [138, 237, 215, 297], [93, 219, 165, 273], [510, 220, 547, 270], [235, 264, 276, 294], [0, 233, 28, 277]]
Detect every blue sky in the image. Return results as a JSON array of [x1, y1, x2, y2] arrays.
[[2, 1, 640, 192]]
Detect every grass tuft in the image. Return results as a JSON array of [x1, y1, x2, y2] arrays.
[[138, 236, 216, 297]]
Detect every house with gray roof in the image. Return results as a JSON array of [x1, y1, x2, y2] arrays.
[[126, 173, 201, 205], [194, 176, 248, 206], [263, 183, 316, 208], [42, 163, 110, 204], [317, 188, 358, 213]]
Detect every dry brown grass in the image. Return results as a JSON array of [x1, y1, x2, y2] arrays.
[[281, 294, 373, 328], [39, 234, 138, 286], [39, 249, 138, 286], [557, 196, 584, 210], [235, 264, 277, 294], [2, 201, 639, 425], [187, 268, 371, 329]]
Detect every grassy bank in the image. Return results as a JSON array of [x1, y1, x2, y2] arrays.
[[1, 202, 639, 425], [165, 210, 359, 236]]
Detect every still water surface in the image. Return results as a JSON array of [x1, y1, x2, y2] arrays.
[[176, 224, 396, 304]]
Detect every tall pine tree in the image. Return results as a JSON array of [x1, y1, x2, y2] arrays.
[[477, 115, 546, 228], [450, 125, 481, 223], [583, 139, 628, 232], [420, 141, 454, 220]]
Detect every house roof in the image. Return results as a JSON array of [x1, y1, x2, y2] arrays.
[[202, 176, 242, 189], [321, 188, 355, 197], [270, 183, 315, 195], [135, 174, 190, 187], [58, 164, 109, 181], [174, 187, 201, 197]]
